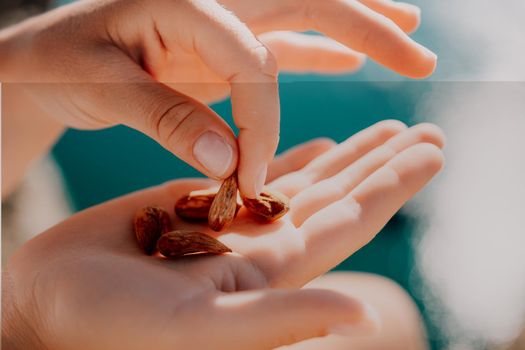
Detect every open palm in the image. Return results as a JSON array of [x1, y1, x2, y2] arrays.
[[3, 121, 444, 350]]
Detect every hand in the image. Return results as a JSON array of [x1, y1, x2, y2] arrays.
[[0, 0, 436, 198], [2, 121, 444, 350]]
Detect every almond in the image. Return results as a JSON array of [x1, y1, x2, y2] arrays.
[[242, 188, 290, 222], [133, 206, 172, 255], [175, 188, 241, 222], [208, 174, 238, 231], [157, 230, 232, 258], [175, 189, 216, 222]]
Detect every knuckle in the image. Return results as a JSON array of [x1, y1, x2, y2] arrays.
[[234, 44, 278, 81], [148, 99, 197, 145], [252, 45, 279, 77]]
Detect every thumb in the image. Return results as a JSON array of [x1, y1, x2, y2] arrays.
[[202, 288, 380, 350], [93, 60, 238, 180]]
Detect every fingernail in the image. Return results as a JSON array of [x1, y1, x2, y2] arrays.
[[254, 164, 268, 196], [193, 131, 233, 178], [329, 303, 381, 337]]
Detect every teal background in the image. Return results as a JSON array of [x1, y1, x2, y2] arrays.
[[49, 1, 462, 348]]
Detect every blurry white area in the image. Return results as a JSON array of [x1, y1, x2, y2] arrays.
[[413, 0, 525, 348], [423, 0, 525, 81], [415, 84, 525, 348], [2, 156, 72, 265]]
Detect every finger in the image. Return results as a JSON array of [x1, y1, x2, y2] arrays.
[[300, 0, 436, 78], [290, 123, 445, 226], [193, 289, 379, 350], [359, 0, 421, 33], [267, 138, 336, 182], [71, 52, 239, 181], [292, 143, 444, 284], [260, 31, 366, 73], [270, 120, 407, 197], [154, 1, 280, 198]]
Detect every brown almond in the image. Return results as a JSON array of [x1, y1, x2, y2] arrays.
[[175, 189, 216, 222], [175, 189, 241, 222], [242, 188, 290, 222], [133, 206, 172, 255], [208, 174, 238, 231], [157, 230, 232, 258]]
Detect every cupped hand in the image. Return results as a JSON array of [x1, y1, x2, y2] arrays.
[[2, 121, 445, 350], [2, 0, 436, 198]]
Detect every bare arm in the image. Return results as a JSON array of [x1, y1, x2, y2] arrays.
[[1, 83, 64, 198]]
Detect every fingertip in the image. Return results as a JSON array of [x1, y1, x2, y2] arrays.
[[394, 142, 445, 178], [372, 119, 409, 138], [411, 123, 446, 149], [329, 302, 381, 336], [319, 52, 366, 74], [360, 0, 421, 34], [396, 2, 421, 33], [294, 288, 364, 319], [237, 128, 278, 198], [418, 142, 445, 174], [348, 52, 367, 71], [333, 44, 367, 71], [297, 289, 381, 335], [323, 41, 367, 73], [238, 161, 269, 199], [309, 137, 338, 150], [337, 53, 367, 73], [255, 164, 268, 195], [406, 44, 438, 79]]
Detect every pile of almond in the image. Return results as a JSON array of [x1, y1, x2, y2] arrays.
[[133, 174, 289, 258]]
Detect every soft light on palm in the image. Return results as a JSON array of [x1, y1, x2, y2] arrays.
[[6, 121, 444, 350]]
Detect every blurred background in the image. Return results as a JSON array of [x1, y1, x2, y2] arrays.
[[2, 1, 524, 349]]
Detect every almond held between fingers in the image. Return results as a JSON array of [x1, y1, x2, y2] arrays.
[[157, 230, 232, 258], [242, 188, 290, 222], [208, 174, 239, 231], [133, 206, 172, 255]]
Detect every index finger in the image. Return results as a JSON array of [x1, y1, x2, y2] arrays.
[[154, 0, 280, 198]]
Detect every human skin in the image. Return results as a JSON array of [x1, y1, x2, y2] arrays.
[[2, 120, 445, 349], [286, 273, 429, 350], [0, 0, 437, 199]]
